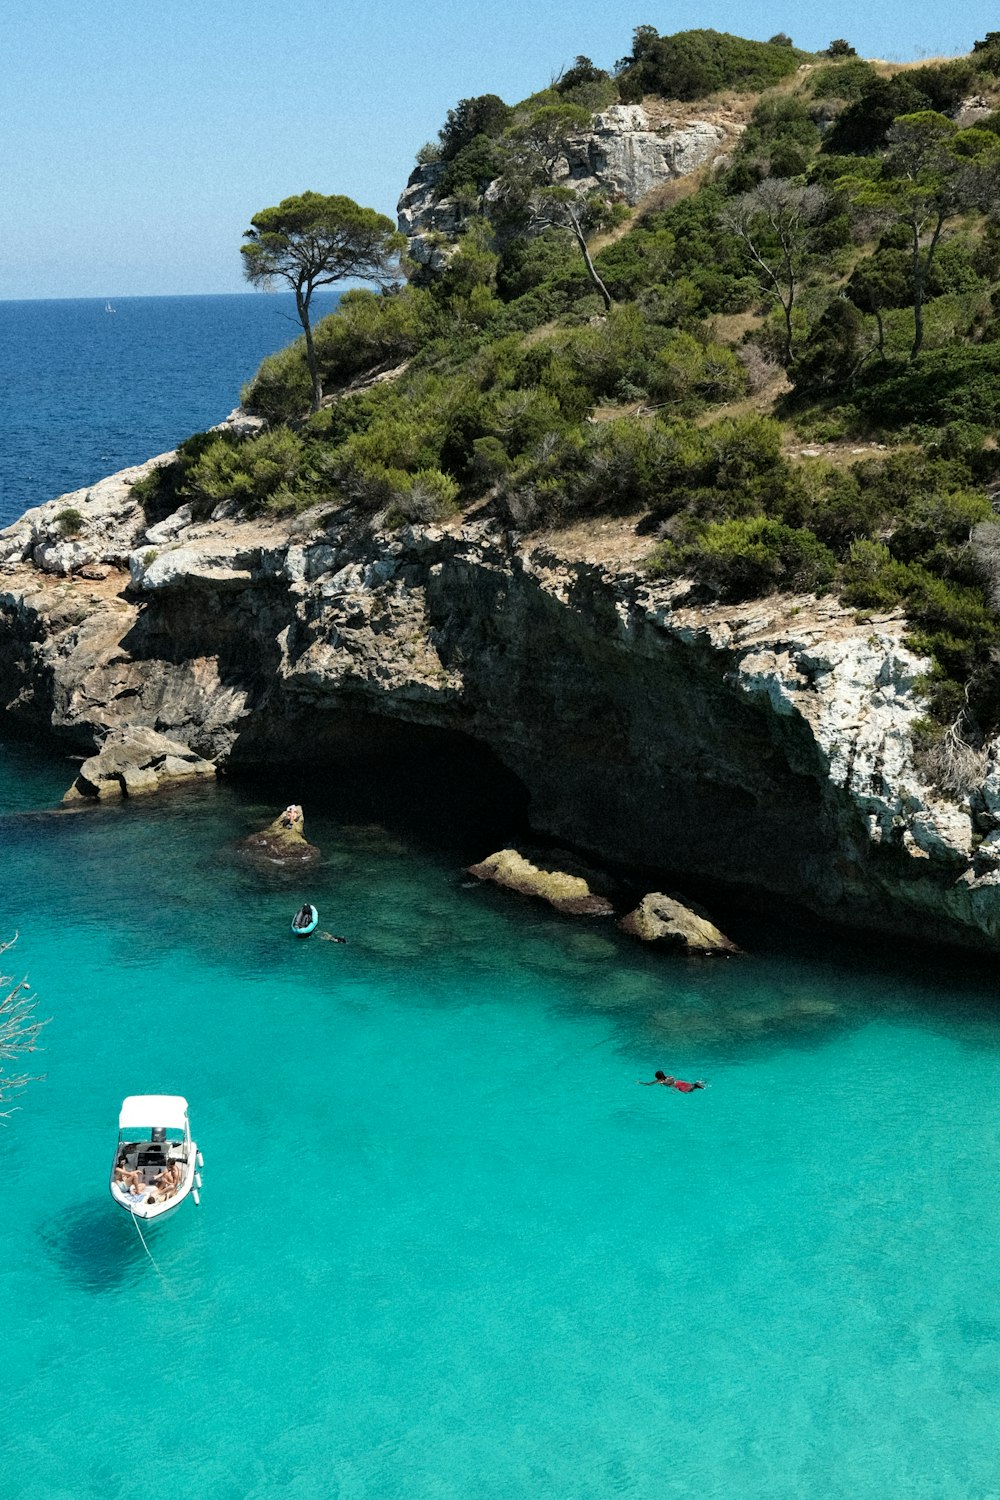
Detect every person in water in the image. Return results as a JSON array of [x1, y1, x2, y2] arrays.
[[637, 1071, 706, 1091]]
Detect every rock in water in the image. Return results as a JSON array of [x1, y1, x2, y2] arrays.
[[64, 727, 216, 802], [618, 893, 739, 955], [237, 809, 321, 867], [466, 848, 614, 916]]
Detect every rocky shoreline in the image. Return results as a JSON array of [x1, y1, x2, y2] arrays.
[[3, 447, 1000, 951]]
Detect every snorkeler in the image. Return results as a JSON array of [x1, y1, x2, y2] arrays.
[[637, 1071, 706, 1092]]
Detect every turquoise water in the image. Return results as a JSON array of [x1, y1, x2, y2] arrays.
[[3, 740, 1000, 1499]]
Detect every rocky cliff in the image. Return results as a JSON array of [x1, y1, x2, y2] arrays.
[[398, 104, 734, 272], [4, 451, 1000, 950]]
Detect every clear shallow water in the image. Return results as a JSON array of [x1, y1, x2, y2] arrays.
[[0, 292, 337, 526], [2, 743, 1000, 1499]]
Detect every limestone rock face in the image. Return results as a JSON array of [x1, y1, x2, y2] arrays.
[[555, 106, 726, 202], [65, 727, 216, 802], [619, 893, 739, 954], [398, 106, 730, 269], [467, 848, 615, 916], [5, 454, 1000, 950]]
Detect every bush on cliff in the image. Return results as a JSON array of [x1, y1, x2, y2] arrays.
[[615, 27, 806, 102], [242, 287, 440, 423], [183, 428, 314, 516], [648, 516, 837, 599]]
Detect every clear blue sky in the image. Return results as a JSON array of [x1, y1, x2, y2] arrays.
[[3, 0, 997, 299]]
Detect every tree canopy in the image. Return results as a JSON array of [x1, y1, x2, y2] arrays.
[[838, 113, 1000, 358], [241, 192, 404, 410]]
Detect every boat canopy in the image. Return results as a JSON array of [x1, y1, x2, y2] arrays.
[[118, 1094, 189, 1132]]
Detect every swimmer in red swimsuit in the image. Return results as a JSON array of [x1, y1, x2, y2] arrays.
[[637, 1070, 706, 1091]]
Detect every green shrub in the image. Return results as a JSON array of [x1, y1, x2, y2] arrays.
[[385, 468, 461, 527], [840, 537, 913, 609], [647, 330, 748, 405], [777, 463, 882, 551], [809, 59, 876, 102], [852, 346, 1000, 429], [241, 342, 312, 424], [926, 237, 986, 298], [889, 489, 993, 563], [650, 516, 837, 599], [790, 298, 866, 392], [555, 55, 610, 92], [559, 77, 618, 111], [616, 26, 803, 102], [54, 506, 85, 538], [737, 95, 820, 162], [438, 95, 512, 161], [241, 288, 440, 423], [904, 60, 976, 114], [436, 135, 507, 199], [183, 428, 311, 516], [314, 288, 439, 386], [823, 75, 926, 154]]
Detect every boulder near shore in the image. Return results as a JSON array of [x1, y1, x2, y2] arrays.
[[618, 893, 740, 955], [63, 726, 216, 803], [236, 805, 321, 867]]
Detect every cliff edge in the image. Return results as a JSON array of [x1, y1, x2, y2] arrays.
[[3, 455, 1000, 951]]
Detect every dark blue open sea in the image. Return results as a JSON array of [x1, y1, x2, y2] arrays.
[[0, 293, 337, 525], [3, 297, 1000, 1499]]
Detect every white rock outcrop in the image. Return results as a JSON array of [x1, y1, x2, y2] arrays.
[[64, 727, 216, 802], [398, 106, 731, 268]]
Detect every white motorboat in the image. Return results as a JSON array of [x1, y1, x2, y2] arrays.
[[110, 1094, 201, 1220]]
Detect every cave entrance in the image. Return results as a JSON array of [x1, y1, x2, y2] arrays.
[[227, 716, 531, 863]]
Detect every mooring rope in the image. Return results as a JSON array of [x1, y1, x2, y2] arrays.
[[128, 1204, 178, 1294], [130, 1206, 159, 1266]]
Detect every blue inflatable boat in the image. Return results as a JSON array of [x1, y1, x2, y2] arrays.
[[291, 904, 318, 936]]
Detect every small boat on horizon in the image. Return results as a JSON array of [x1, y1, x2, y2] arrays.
[[104, 301, 116, 313], [110, 1094, 201, 1221]]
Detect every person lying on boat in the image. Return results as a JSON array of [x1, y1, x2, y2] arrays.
[[293, 904, 314, 928], [637, 1071, 706, 1092]]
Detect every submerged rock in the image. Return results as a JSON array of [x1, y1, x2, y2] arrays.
[[237, 807, 321, 867], [618, 893, 739, 955], [64, 727, 216, 802], [466, 848, 614, 916]]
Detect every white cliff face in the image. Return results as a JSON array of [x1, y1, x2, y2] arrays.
[[398, 105, 731, 268], [3, 463, 1000, 948], [554, 106, 727, 201]]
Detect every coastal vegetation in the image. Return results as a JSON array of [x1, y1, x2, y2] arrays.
[[144, 27, 1000, 744], [240, 193, 404, 410], [0, 936, 46, 1117]]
